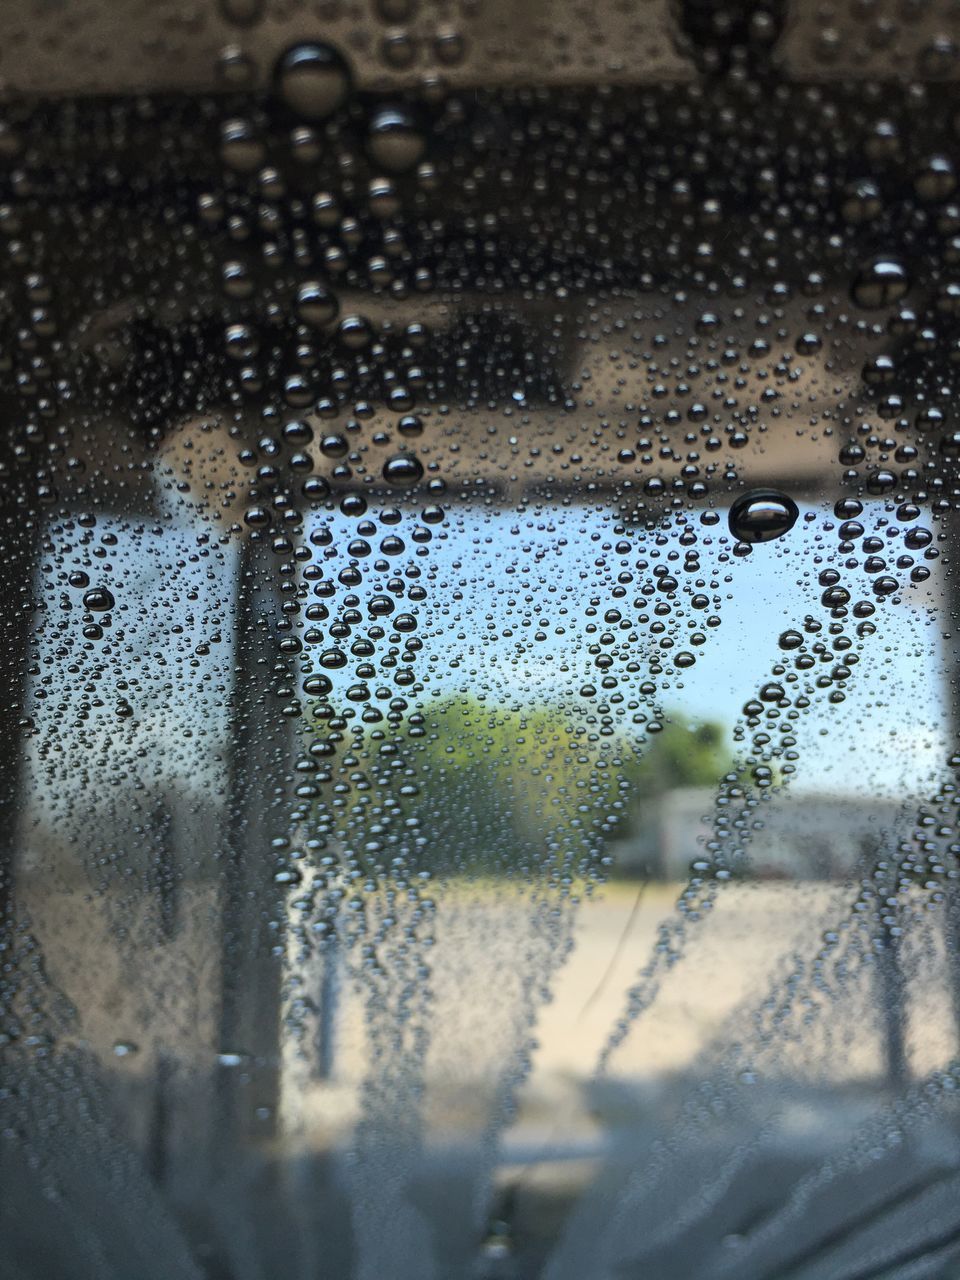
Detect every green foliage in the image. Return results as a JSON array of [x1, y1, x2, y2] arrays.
[[625, 718, 729, 800], [304, 694, 731, 882]]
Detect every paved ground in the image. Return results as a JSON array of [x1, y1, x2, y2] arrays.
[[282, 880, 959, 1148], [8, 877, 960, 1278]]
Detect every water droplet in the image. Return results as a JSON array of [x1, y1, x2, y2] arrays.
[[225, 322, 259, 360], [367, 106, 426, 172], [319, 649, 347, 670], [338, 315, 374, 350], [220, 118, 265, 173], [222, 260, 253, 299], [851, 257, 910, 308], [398, 413, 423, 437], [841, 178, 882, 224], [383, 454, 424, 486], [433, 28, 466, 66], [340, 493, 367, 517], [303, 675, 333, 696], [381, 30, 420, 70], [834, 498, 863, 519], [216, 43, 257, 89], [904, 527, 933, 550], [275, 43, 351, 120], [296, 281, 339, 327], [728, 490, 799, 544], [83, 587, 115, 611], [866, 469, 897, 495], [821, 586, 850, 608], [915, 154, 956, 201]]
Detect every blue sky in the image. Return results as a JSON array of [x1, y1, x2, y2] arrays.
[[309, 499, 949, 800]]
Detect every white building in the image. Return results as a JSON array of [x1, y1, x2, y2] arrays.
[[614, 787, 912, 881]]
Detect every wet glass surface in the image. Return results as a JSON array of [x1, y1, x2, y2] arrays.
[[4, 4, 960, 1278]]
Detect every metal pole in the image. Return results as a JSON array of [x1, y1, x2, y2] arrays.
[[216, 535, 290, 1159]]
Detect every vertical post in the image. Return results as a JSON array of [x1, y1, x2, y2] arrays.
[[314, 937, 340, 1082], [948, 893, 960, 1053], [216, 535, 290, 1159], [875, 919, 909, 1091], [0, 468, 37, 959], [940, 510, 960, 1057], [865, 846, 908, 1091]]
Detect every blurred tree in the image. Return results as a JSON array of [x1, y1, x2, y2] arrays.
[[304, 695, 731, 883]]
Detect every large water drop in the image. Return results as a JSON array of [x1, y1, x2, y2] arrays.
[[728, 490, 799, 544], [851, 256, 910, 308], [275, 43, 351, 120]]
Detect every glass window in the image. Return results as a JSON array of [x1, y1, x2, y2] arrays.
[[3, 3, 960, 1277]]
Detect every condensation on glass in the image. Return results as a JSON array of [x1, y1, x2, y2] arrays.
[[3, 2, 960, 1277]]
